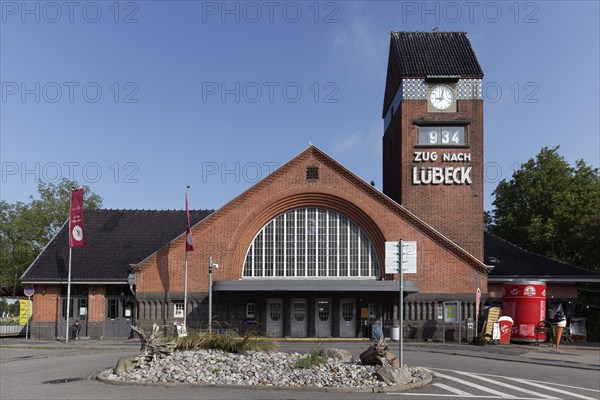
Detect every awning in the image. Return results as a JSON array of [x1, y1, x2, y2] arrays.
[[213, 279, 418, 293]]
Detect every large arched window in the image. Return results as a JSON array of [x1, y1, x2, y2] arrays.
[[243, 207, 380, 278]]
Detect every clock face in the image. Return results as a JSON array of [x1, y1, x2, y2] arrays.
[[430, 85, 454, 110]]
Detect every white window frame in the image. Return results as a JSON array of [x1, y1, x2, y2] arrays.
[[243, 207, 380, 279], [174, 303, 184, 319], [246, 303, 255, 318], [368, 303, 377, 318]]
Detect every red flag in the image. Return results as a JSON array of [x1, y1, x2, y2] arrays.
[[69, 188, 86, 247], [186, 192, 194, 251]]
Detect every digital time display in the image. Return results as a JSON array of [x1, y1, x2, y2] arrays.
[[418, 127, 465, 146]]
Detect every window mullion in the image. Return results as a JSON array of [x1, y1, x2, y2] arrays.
[[294, 209, 297, 277], [283, 213, 287, 277], [305, 208, 308, 277], [358, 229, 362, 277], [326, 210, 329, 277], [337, 215, 340, 277]]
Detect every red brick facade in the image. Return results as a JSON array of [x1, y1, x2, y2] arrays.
[[31, 285, 60, 322], [134, 147, 488, 296], [383, 95, 484, 262]]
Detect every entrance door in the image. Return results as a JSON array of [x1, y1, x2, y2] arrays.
[[339, 299, 356, 337], [290, 299, 308, 337], [105, 298, 133, 337], [266, 299, 284, 338], [60, 297, 88, 338], [315, 299, 332, 337]]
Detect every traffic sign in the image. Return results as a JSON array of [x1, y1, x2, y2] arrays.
[[24, 286, 35, 297]]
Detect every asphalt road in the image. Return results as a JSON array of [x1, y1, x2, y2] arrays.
[[1, 344, 598, 400]]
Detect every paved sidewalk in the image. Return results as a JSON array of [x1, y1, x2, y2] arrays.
[[1, 336, 598, 370], [404, 341, 600, 370]]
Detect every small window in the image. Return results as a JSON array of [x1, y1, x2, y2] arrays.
[[246, 303, 255, 318], [368, 303, 377, 318], [306, 166, 319, 181], [174, 303, 184, 319], [108, 298, 118, 319], [418, 126, 465, 146]]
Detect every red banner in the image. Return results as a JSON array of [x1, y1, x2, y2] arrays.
[[186, 192, 194, 252], [69, 189, 86, 247]]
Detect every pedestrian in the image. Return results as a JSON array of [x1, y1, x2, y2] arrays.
[[70, 320, 81, 340]]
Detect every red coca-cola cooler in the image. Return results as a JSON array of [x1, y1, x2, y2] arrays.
[[498, 316, 514, 344], [503, 281, 547, 342]]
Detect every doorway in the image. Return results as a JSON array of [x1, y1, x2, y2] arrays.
[[315, 299, 332, 337], [290, 299, 308, 337], [266, 298, 284, 338], [339, 299, 356, 337]]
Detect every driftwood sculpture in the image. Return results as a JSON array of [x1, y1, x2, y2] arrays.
[[359, 337, 399, 368], [359, 337, 413, 385], [115, 323, 176, 373]]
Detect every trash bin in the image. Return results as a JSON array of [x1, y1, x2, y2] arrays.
[[498, 316, 514, 344], [390, 325, 400, 341]]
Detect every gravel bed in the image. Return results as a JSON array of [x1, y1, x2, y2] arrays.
[[105, 349, 428, 388]]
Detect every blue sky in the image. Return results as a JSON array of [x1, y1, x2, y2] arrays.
[[1, 1, 599, 212]]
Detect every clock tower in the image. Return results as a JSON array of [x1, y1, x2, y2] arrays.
[[382, 32, 485, 261]]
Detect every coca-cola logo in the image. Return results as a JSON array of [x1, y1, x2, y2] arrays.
[[501, 325, 510, 334], [524, 286, 536, 296], [511, 288, 519, 296], [542, 289, 547, 297]]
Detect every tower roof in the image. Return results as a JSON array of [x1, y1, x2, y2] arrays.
[[391, 31, 484, 77]]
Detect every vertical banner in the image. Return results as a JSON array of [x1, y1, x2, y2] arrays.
[[69, 188, 86, 247], [19, 300, 29, 326], [185, 192, 194, 251], [476, 288, 481, 333]]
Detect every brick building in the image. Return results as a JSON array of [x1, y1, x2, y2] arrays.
[[21, 32, 599, 340]]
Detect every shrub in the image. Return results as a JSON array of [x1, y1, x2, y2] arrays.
[[175, 328, 277, 353], [295, 346, 327, 369]]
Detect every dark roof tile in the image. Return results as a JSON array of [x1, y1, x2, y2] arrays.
[[21, 209, 212, 282], [485, 232, 599, 278], [391, 31, 483, 77]]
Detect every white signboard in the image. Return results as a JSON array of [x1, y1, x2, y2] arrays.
[[385, 241, 417, 274]]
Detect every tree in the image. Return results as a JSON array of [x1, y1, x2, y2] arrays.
[[489, 146, 600, 272], [0, 179, 102, 296]]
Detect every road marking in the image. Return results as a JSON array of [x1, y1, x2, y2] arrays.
[[518, 379, 600, 393], [433, 382, 474, 396], [502, 378, 599, 400], [433, 372, 517, 398], [455, 372, 560, 400]]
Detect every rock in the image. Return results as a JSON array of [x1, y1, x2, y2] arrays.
[[114, 356, 138, 374], [384, 350, 400, 368], [321, 348, 352, 362], [376, 366, 413, 385]]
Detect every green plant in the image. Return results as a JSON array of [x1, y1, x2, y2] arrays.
[[295, 345, 327, 369], [175, 327, 277, 353]]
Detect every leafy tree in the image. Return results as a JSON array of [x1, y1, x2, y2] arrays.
[[0, 179, 102, 296], [489, 146, 600, 271]]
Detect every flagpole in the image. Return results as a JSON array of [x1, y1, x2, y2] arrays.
[[65, 188, 74, 343], [184, 186, 190, 328]]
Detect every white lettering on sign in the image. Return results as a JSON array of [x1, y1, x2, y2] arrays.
[[414, 151, 471, 162], [443, 153, 471, 162], [412, 166, 472, 185], [412, 151, 473, 185]]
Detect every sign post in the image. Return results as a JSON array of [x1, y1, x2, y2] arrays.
[[24, 286, 34, 341], [475, 288, 481, 336], [385, 240, 416, 367]]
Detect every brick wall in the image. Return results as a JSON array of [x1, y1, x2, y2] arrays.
[[383, 95, 484, 262], [32, 285, 60, 322], [88, 285, 105, 322], [135, 147, 488, 298]]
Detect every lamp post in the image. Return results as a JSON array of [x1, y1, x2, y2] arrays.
[[208, 257, 213, 332]]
